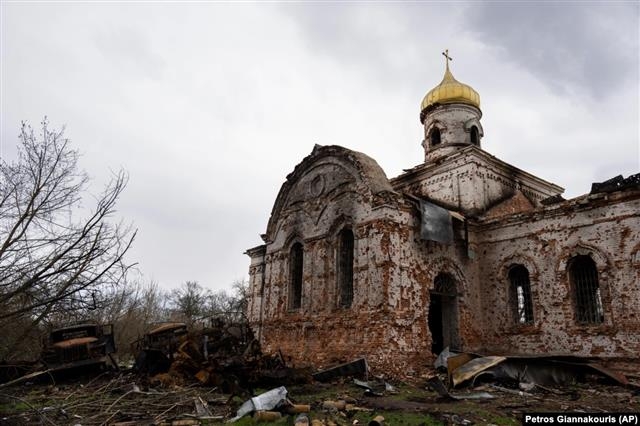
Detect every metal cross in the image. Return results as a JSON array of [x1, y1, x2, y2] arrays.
[[442, 49, 453, 68]]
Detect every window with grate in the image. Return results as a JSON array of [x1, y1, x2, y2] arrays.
[[570, 255, 604, 324], [434, 273, 456, 296], [289, 242, 303, 310], [337, 229, 354, 307], [430, 128, 441, 146], [509, 265, 534, 325]]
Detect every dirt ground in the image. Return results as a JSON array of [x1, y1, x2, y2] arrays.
[[0, 370, 638, 425]]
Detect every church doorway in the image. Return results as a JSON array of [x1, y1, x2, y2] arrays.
[[428, 273, 460, 354]]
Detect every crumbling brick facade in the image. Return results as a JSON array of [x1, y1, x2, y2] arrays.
[[246, 65, 640, 377]]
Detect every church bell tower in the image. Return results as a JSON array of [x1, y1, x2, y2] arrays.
[[420, 50, 483, 162]]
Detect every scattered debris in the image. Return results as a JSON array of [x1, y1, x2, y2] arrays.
[[1, 367, 637, 425], [591, 173, 640, 194], [353, 378, 385, 397], [193, 395, 213, 418], [488, 383, 539, 399], [0, 361, 37, 384], [368, 415, 385, 426], [295, 413, 310, 425], [434, 346, 453, 370], [313, 358, 369, 382], [322, 399, 347, 411], [284, 404, 311, 414], [133, 318, 312, 395], [230, 386, 288, 422], [491, 357, 630, 387], [0, 368, 55, 390], [253, 410, 282, 421], [451, 356, 506, 387], [434, 349, 631, 389], [3, 322, 636, 425], [384, 382, 397, 394], [427, 376, 495, 400]]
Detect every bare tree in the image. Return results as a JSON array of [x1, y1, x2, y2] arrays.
[[201, 279, 248, 323], [169, 279, 249, 326], [0, 119, 136, 358], [91, 278, 169, 360], [228, 278, 249, 321], [169, 281, 207, 326]]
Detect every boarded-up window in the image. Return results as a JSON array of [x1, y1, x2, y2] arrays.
[[289, 242, 303, 310], [509, 265, 534, 324], [338, 229, 354, 307], [570, 255, 603, 324]]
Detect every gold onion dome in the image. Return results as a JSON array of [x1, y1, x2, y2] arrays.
[[421, 52, 480, 118]]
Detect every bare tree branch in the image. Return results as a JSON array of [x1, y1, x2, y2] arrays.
[[0, 119, 137, 359]]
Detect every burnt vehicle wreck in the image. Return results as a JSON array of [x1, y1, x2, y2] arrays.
[[132, 318, 311, 394], [133, 322, 189, 375], [41, 322, 117, 370]]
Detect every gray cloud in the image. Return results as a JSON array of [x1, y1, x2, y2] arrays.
[[283, 2, 639, 100], [462, 2, 639, 99], [2, 2, 637, 294], [93, 25, 166, 80], [280, 3, 460, 89]]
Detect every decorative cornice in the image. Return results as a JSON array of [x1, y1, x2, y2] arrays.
[[391, 145, 564, 197]]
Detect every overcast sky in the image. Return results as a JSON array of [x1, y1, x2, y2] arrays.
[[1, 2, 638, 293]]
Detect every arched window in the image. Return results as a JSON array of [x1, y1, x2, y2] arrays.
[[337, 229, 354, 307], [509, 265, 534, 324], [569, 255, 603, 324], [470, 126, 479, 145], [434, 273, 456, 295], [430, 127, 441, 146], [289, 242, 303, 310]]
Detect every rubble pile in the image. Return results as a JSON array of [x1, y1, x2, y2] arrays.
[[228, 384, 391, 425], [1, 360, 638, 425], [2, 324, 638, 424]]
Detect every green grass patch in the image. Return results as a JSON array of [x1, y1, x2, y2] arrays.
[[229, 415, 290, 426], [352, 410, 443, 425], [0, 400, 32, 415]]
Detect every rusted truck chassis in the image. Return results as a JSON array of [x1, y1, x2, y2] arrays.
[[133, 322, 188, 375], [41, 323, 117, 370]]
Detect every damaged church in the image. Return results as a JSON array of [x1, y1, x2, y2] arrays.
[[245, 54, 640, 377]]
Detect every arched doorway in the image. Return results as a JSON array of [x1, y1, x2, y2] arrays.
[[428, 273, 460, 354]]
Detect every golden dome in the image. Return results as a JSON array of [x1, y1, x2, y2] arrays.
[[421, 59, 480, 114]]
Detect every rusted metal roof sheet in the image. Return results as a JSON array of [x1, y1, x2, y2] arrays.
[[52, 337, 98, 348], [452, 356, 507, 387], [148, 322, 187, 335]]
